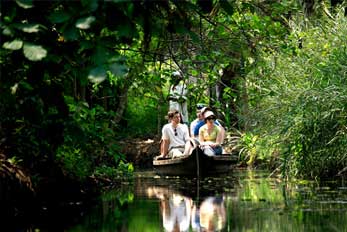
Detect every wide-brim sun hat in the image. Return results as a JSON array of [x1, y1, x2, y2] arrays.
[[203, 110, 215, 119], [200, 106, 211, 114]]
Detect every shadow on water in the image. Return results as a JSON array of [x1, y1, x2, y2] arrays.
[[7, 169, 347, 231]]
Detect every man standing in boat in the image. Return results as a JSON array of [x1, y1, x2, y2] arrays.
[[168, 71, 189, 125], [156, 110, 193, 160]]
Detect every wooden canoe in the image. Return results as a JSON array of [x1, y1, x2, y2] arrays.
[[153, 148, 238, 176]]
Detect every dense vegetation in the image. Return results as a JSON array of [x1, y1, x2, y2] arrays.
[[1, 0, 346, 200]]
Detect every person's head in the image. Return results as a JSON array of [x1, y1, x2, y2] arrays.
[[171, 71, 183, 85], [166, 110, 181, 125], [195, 103, 205, 119], [203, 111, 216, 124], [196, 103, 206, 111], [200, 106, 212, 116]]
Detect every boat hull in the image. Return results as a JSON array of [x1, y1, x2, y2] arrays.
[[153, 148, 237, 176]]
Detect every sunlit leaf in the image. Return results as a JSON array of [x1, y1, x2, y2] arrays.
[[11, 83, 19, 94], [23, 43, 47, 61], [88, 67, 107, 84], [76, 16, 96, 30], [3, 39, 23, 50], [16, 0, 33, 9], [17, 24, 41, 33]]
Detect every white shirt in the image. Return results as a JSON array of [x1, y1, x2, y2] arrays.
[[162, 123, 190, 150], [163, 195, 191, 232], [169, 82, 188, 123]]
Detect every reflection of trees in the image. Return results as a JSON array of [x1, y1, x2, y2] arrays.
[[147, 187, 227, 232]]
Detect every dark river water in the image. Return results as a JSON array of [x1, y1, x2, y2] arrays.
[[11, 169, 347, 231]]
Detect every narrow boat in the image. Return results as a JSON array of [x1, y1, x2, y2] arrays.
[[153, 147, 238, 176]]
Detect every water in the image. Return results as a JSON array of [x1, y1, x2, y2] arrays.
[[11, 169, 347, 231]]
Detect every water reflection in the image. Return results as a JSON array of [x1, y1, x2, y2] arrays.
[[38, 170, 347, 231], [147, 186, 226, 232]]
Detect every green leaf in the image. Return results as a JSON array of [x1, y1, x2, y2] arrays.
[[16, 0, 33, 9], [3, 39, 23, 50], [16, 23, 41, 33], [92, 45, 109, 65], [189, 31, 200, 43], [81, 0, 98, 12], [63, 25, 79, 41], [49, 11, 71, 23], [23, 43, 47, 61], [2, 27, 14, 36], [88, 67, 107, 84], [75, 16, 96, 30], [20, 81, 33, 90]]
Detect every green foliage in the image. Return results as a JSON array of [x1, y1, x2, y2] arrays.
[[56, 146, 93, 181], [94, 162, 134, 180], [237, 132, 258, 166], [59, 97, 133, 180], [122, 69, 167, 137], [2, 0, 345, 186], [246, 9, 347, 178]]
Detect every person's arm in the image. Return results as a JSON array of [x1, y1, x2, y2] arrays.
[[215, 126, 223, 146], [215, 120, 226, 143], [219, 125, 225, 143], [161, 139, 169, 156], [161, 125, 170, 156]]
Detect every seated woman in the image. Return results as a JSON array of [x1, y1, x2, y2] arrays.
[[198, 111, 223, 156], [193, 107, 226, 142]]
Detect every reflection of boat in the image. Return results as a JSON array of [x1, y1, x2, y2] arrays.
[[147, 186, 226, 232], [153, 147, 238, 176]]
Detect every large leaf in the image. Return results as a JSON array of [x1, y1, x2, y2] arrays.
[[3, 39, 23, 50], [81, 0, 98, 12], [49, 11, 71, 23], [16, 0, 33, 9], [63, 25, 79, 41], [23, 43, 47, 61], [88, 67, 107, 84], [75, 16, 96, 30], [92, 45, 110, 65], [16, 23, 41, 33]]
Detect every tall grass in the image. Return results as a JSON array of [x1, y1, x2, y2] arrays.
[[246, 10, 347, 179]]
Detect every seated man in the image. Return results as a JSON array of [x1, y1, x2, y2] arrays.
[[156, 110, 194, 160], [190, 103, 206, 138]]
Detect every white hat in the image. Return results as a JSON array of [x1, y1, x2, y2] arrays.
[[200, 106, 211, 114], [203, 111, 215, 119], [172, 71, 181, 77]]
